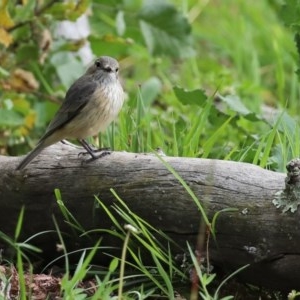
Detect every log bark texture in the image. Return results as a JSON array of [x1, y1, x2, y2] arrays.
[[0, 143, 298, 291]]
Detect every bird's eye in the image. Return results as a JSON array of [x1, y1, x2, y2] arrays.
[[95, 61, 101, 67], [115, 68, 119, 72]]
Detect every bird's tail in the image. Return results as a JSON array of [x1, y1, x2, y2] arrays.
[[16, 141, 46, 170]]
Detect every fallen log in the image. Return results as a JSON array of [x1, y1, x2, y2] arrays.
[[0, 143, 298, 291]]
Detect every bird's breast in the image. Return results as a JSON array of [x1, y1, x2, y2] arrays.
[[64, 81, 124, 139]]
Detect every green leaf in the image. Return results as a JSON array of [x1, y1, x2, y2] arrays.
[[50, 52, 85, 88], [109, 257, 119, 273], [34, 101, 59, 128], [138, 0, 194, 57], [43, 2, 72, 20], [173, 86, 207, 106], [0, 109, 24, 127], [0, 66, 9, 77], [217, 95, 261, 121], [280, 0, 300, 30], [218, 94, 249, 115], [14, 0, 35, 22], [16, 44, 39, 62], [140, 77, 162, 107], [208, 105, 234, 127], [44, 1, 90, 21], [89, 35, 128, 57], [277, 111, 297, 135]]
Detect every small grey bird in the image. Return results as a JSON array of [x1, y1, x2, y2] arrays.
[[16, 56, 124, 170]]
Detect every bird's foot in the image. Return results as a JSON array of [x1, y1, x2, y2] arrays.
[[92, 147, 111, 153], [78, 148, 112, 160], [87, 150, 112, 161]]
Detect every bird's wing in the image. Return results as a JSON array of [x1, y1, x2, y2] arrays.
[[41, 76, 97, 140]]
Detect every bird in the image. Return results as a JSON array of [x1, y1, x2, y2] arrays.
[[16, 56, 124, 170]]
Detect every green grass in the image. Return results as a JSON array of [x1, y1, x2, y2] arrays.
[[93, 0, 300, 170], [10, 0, 300, 170], [0, 184, 238, 299]]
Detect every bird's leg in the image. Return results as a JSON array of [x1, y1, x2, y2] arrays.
[[80, 139, 111, 153], [78, 139, 111, 159]]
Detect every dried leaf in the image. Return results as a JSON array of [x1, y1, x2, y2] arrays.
[[38, 29, 52, 64], [0, 0, 14, 47], [24, 111, 36, 129], [11, 69, 40, 92], [0, 2, 14, 28], [1, 69, 40, 92], [0, 27, 13, 47]]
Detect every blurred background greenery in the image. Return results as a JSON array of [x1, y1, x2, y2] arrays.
[[1, 0, 300, 172]]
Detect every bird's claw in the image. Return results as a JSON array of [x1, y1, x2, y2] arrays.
[[79, 149, 112, 161], [78, 147, 111, 157]]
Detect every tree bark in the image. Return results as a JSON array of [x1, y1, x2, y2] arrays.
[[1, 143, 298, 291]]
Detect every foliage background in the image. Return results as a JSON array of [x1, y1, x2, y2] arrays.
[[2, 0, 300, 297], [1, 0, 300, 172]]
